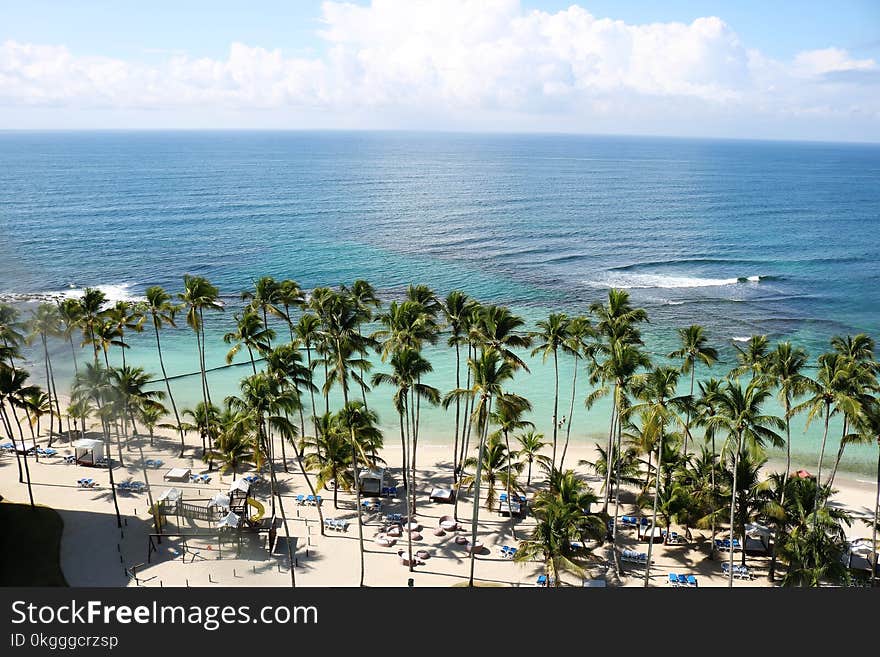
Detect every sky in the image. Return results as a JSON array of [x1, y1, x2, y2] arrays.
[[1, 0, 879, 141]]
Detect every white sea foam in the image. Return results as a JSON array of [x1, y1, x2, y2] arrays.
[[584, 273, 764, 289], [732, 336, 751, 343], [0, 283, 145, 304]]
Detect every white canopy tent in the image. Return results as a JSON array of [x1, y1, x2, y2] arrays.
[[209, 493, 231, 509], [72, 438, 104, 465], [228, 479, 251, 494], [217, 511, 241, 529], [359, 468, 386, 495]]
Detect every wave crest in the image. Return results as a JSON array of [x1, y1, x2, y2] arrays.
[[0, 283, 145, 304], [584, 273, 769, 290]]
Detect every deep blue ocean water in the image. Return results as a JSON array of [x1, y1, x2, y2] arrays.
[[1, 131, 879, 472]]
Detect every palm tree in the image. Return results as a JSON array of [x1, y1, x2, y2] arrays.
[[515, 430, 550, 487], [224, 309, 275, 374], [21, 389, 51, 453], [628, 366, 688, 585], [0, 364, 37, 506], [668, 325, 718, 454], [276, 279, 305, 341], [294, 313, 322, 438], [560, 315, 595, 470], [66, 397, 92, 442], [344, 279, 381, 408], [27, 303, 65, 444], [766, 342, 810, 489], [530, 313, 571, 469], [72, 362, 122, 526], [77, 287, 108, 365], [444, 347, 516, 586], [792, 352, 862, 493], [732, 335, 771, 381], [300, 414, 354, 509], [459, 433, 523, 512], [242, 276, 282, 344], [589, 288, 648, 346], [109, 365, 166, 456], [206, 407, 257, 478], [179, 275, 223, 451], [704, 379, 783, 586], [180, 402, 220, 462], [853, 401, 880, 586], [145, 286, 187, 456], [469, 305, 531, 370], [442, 290, 477, 484], [90, 319, 125, 368], [104, 301, 144, 368], [57, 297, 84, 376], [0, 304, 26, 366]]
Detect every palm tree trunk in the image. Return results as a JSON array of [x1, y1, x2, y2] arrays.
[[194, 324, 208, 455], [399, 407, 408, 491], [610, 402, 624, 578], [816, 404, 831, 509], [1, 406, 26, 490], [264, 429, 296, 587], [871, 438, 879, 586], [452, 339, 461, 484], [337, 347, 366, 587], [404, 398, 414, 572], [468, 395, 492, 587], [153, 320, 185, 457], [102, 417, 122, 528], [560, 353, 579, 471], [503, 428, 515, 540], [728, 433, 742, 588], [826, 419, 848, 490], [709, 430, 718, 559], [305, 343, 318, 438], [602, 384, 619, 513], [644, 431, 664, 587], [551, 349, 559, 469], [40, 334, 55, 446], [683, 365, 695, 455]]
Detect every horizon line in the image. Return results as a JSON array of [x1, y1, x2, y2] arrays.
[[0, 127, 878, 147]]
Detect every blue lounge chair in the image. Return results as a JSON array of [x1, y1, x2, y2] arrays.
[[668, 573, 679, 586], [686, 575, 698, 587], [500, 493, 508, 502], [536, 575, 548, 587], [676, 574, 688, 586], [388, 486, 397, 496], [296, 494, 305, 505]]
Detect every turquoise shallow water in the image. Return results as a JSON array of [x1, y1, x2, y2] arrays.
[[1, 131, 879, 474]]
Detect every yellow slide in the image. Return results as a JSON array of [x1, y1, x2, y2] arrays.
[[247, 498, 265, 522]]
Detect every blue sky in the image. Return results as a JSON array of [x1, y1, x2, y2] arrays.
[[1, 1, 878, 140]]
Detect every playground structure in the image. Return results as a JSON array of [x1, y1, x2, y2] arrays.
[[147, 478, 278, 564]]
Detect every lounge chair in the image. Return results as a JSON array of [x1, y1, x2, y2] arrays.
[[686, 575, 698, 587], [296, 494, 305, 505], [668, 573, 679, 586], [536, 575, 548, 587], [676, 574, 689, 586]]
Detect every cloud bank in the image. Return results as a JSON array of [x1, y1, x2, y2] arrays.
[[1, 0, 877, 139]]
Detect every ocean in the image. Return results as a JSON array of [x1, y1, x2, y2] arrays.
[[1, 131, 879, 473]]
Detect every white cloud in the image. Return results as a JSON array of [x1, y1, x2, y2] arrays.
[[0, 0, 877, 137]]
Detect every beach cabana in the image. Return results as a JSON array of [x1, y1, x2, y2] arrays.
[[72, 438, 104, 465], [358, 468, 386, 496], [845, 538, 879, 573], [163, 467, 191, 482], [429, 487, 455, 504], [744, 523, 771, 554]]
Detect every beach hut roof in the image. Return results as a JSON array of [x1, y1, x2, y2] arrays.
[[745, 523, 771, 539], [158, 487, 182, 503], [218, 511, 240, 529], [73, 438, 104, 449], [359, 467, 385, 479], [228, 479, 250, 493], [209, 494, 230, 508]]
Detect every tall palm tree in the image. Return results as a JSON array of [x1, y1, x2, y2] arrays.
[[224, 309, 275, 374], [104, 301, 144, 368], [668, 324, 718, 454], [792, 352, 862, 493], [445, 347, 516, 586], [732, 335, 770, 380], [206, 407, 257, 478], [344, 279, 381, 408], [300, 414, 354, 509], [589, 288, 648, 346], [57, 297, 84, 375], [72, 363, 122, 526], [27, 303, 65, 444], [294, 313, 322, 438], [766, 342, 811, 490], [179, 275, 223, 452], [628, 366, 688, 585], [109, 365, 166, 457], [242, 276, 282, 345], [0, 365, 38, 504], [77, 288, 108, 365], [459, 433, 523, 511], [530, 313, 571, 469], [560, 316, 595, 470], [145, 286, 187, 456], [277, 279, 305, 341], [442, 290, 477, 484], [705, 379, 783, 586]]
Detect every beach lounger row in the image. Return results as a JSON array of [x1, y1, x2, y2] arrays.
[[34, 447, 59, 456], [667, 573, 698, 587], [190, 473, 211, 483], [117, 480, 146, 492], [499, 492, 527, 504], [296, 494, 323, 506], [621, 549, 649, 564], [63, 454, 76, 463], [362, 499, 382, 512], [500, 545, 518, 559], [714, 538, 742, 551], [386, 513, 405, 524], [619, 515, 650, 527], [243, 474, 261, 484], [0, 441, 14, 451], [324, 518, 350, 532], [145, 459, 164, 468], [381, 486, 398, 497], [721, 563, 753, 579], [77, 478, 97, 488]]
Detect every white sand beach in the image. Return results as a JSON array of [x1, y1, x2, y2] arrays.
[[1, 421, 876, 588]]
